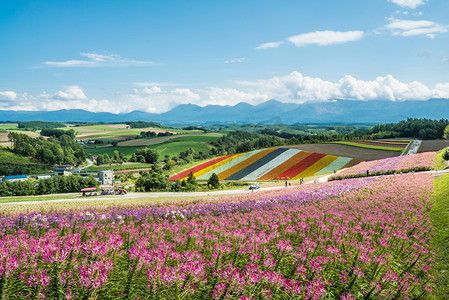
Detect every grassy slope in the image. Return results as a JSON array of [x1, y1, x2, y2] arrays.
[[0, 149, 39, 165], [435, 148, 447, 170], [430, 173, 449, 298], [334, 141, 403, 152]]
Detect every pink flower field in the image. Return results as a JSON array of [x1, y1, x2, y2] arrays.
[[332, 152, 436, 179], [0, 171, 436, 299]]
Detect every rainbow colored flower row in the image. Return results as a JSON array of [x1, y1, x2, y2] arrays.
[[169, 148, 361, 181]]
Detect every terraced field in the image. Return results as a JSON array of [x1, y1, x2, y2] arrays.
[[169, 148, 360, 181]]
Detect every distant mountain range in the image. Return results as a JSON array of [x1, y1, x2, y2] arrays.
[[0, 98, 448, 124]]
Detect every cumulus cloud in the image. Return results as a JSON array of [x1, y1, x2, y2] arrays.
[[389, 0, 425, 9], [40, 85, 88, 100], [0, 91, 17, 101], [123, 86, 201, 113], [233, 71, 447, 102], [1, 73, 449, 113], [385, 18, 449, 38], [287, 30, 364, 47], [255, 41, 283, 50], [43, 52, 154, 67]]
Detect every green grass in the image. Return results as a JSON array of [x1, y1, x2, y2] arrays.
[[0, 123, 18, 130], [0, 195, 75, 204], [147, 141, 212, 157], [7, 129, 41, 136], [430, 173, 449, 298], [0, 149, 38, 165], [334, 141, 403, 152], [435, 148, 448, 170], [84, 163, 154, 172], [168, 134, 223, 143], [85, 141, 212, 158]]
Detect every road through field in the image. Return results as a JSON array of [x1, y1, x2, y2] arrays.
[[0, 173, 339, 207]]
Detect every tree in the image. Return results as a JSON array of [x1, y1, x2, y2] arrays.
[[186, 171, 197, 186], [207, 173, 220, 189]]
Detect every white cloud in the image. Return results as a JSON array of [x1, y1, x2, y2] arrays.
[[234, 71, 446, 103], [43, 52, 154, 67], [224, 58, 247, 63], [47, 85, 88, 100], [255, 41, 283, 50], [0, 91, 17, 100], [123, 86, 201, 113], [1, 73, 449, 113], [389, 0, 425, 9], [287, 30, 364, 47], [385, 18, 449, 38]]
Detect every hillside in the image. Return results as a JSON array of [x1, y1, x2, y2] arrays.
[[169, 148, 361, 181]]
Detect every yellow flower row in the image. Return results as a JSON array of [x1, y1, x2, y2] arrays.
[[292, 155, 338, 180]]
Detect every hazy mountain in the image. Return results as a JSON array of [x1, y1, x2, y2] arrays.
[[0, 98, 448, 124]]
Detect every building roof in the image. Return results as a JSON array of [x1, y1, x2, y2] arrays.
[[5, 175, 28, 180]]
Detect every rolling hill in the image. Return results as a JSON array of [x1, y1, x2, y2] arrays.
[[169, 148, 361, 181]]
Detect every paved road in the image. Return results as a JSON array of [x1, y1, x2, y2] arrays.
[[0, 185, 287, 207], [406, 139, 422, 155], [72, 159, 94, 173]]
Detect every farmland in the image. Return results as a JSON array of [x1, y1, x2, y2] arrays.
[[334, 139, 410, 152], [169, 148, 360, 181]]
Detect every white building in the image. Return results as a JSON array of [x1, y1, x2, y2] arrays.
[[98, 170, 114, 185]]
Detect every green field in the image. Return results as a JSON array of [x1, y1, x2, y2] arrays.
[[334, 141, 404, 152], [0, 123, 18, 130], [168, 133, 223, 143], [430, 173, 449, 298], [83, 162, 154, 172]]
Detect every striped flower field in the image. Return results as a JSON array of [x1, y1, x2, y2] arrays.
[[169, 148, 360, 181]]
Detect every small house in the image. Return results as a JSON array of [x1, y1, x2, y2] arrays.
[[54, 169, 72, 176], [98, 170, 114, 185], [5, 175, 28, 182]]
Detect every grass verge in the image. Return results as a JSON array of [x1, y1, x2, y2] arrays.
[[430, 173, 449, 298], [435, 148, 448, 170]]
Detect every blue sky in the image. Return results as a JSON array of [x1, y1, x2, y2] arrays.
[[0, 0, 448, 113]]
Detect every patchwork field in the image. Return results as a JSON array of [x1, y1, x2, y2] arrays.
[[116, 132, 223, 146], [69, 124, 190, 141], [169, 147, 361, 181], [286, 143, 400, 160]]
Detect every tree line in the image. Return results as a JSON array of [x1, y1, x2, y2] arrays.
[[367, 118, 449, 140], [0, 174, 98, 197], [8, 132, 86, 166], [18, 121, 65, 130]]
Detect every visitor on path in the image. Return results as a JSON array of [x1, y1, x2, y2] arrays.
[[285, 181, 288, 187]]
